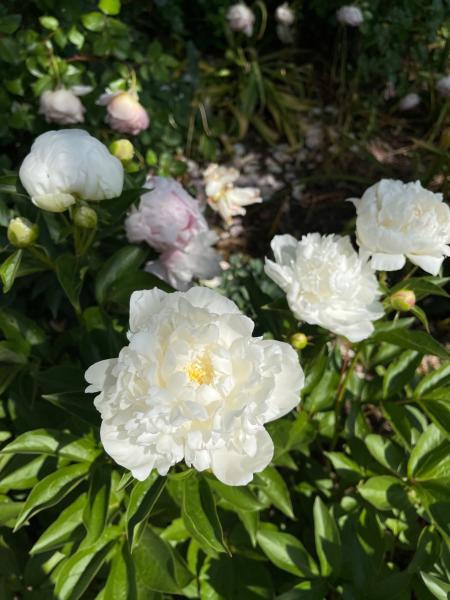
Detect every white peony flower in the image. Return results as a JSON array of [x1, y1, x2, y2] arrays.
[[85, 287, 304, 485], [146, 230, 222, 291], [97, 90, 149, 135], [125, 177, 209, 252], [436, 76, 450, 99], [399, 93, 421, 111], [227, 3, 255, 37], [275, 3, 295, 26], [350, 179, 450, 275], [19, 130, 124, 212], [265, 233, 383, 342], [203, 163, 262, 224], [336, 5, 364, 26], [39, 87, 91, 125]]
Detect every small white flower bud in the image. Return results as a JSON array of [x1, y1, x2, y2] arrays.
[[7, 217, 39, 248]]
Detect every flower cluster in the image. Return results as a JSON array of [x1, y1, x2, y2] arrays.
[[203, 164, 262, 224], [125, 177, 221, 290], [86, 287, 304, 485]]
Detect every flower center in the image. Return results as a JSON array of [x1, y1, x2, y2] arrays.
[[185, 354, 214, 385]]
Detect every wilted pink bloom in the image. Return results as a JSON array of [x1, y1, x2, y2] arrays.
[[98, 90, 149, 135], [125, 177, 208, 252], [39, 87, 91, 125]]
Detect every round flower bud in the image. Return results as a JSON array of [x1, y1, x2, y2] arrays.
[[436, 76, 450, 99], [290, 332, 308, 350], [7, 217, 39, 248], [109, 139, 135, 162], [390, 290, 416, 312], [73, 205, 98, 229]]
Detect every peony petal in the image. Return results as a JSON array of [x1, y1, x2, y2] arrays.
[[370, 253, 406, 271], [264, 258, 293, 291], [100, 422, 155, 480], [270, 234, 298, 265], [85, 359, 115, 392], [407, 254, 444, 276], [129, 288, 168, 333], [184, 286, 241, 315], [32, 192, 76, 213], [211, 428, 274, 486]]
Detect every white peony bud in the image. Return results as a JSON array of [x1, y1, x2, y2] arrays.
[[265, 233, 384, 342], [227, 3, 255, 37], [97, 90, 149, 135], [73, 205, 98, 229], [7, 217, 39, 248], [85, 287, 304, 485], [436, 76, 450, 99], [39, 88, 88, 125], [203, 163, 262, 224], [19, 129, 124, 212], [336, 5, 364, 26], [350, 179, 450, 276], [399, 93, 421, 111], [390, 290, 416, 312], [275, 3, 295, 26]]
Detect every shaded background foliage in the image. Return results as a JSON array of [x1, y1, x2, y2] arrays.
[[0, 0, 449, 599]]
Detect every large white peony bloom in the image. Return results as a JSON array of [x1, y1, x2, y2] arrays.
[[125, 177, 209, 252], [85, 287, 304, 485], [351, 179, 450, 275], [39, 87, 90, 125], [204, 164, 262, 224], [19, 130, 124, 212], [145, 230, 222, 291], [227, 3, 255, 37], [265, 233, 383, 342], [336, 5, 364, 26]]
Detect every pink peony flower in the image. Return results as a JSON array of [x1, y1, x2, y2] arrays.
[[125, 177, 209, 252], [98, 90, 149, 135]]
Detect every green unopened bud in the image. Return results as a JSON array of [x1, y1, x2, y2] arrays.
[[390, 289, 416, 312], [109, 139, 134, 162], [7, 217, 39, 248], [290, 332, 308, 350], [73, 206, 98, 229]]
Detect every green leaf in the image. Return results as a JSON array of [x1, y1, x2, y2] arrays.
[[382, 350, 422, 398], [30, 494, 86, 555], [256, 524, 318, 577], [133, 526, 193, 595], [313, 497, 342, 578], [83, 465, 112, 544], [81, 11, 106, 32], [253, 466, 294, 518], [95, 246, 147, 304], [0, 250, 22, 293], [418, 388, 450, 438], [55, 254, 85, 313], [359, 475, 409, 511], [390, 277, 450, 300], [371, 327, 450, 360], [207, 477, 263, 512], [15, 463, 89, 530], [99, 0, 121, 15], [54, 529, 119, 600], [39, 15, 59, 30], [414, 362, 450, 398], [325, 451, 364, 483], [365, 434, 406, 475], [103, 541, 137, 600], [0, 14, 21, 34], [303, 367, 340, 412], [420, 572, 450, 600], [277, 580, 329, 600], [68, 26, 85, 48], [1, 429, 100, 462], [182, 472, 227, 555], [408, 424, 450, 481], [127, 475, 166, 549]]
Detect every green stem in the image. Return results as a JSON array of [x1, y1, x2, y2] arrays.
[[331, 346, 361, 449], [27, 246, 54, 270]]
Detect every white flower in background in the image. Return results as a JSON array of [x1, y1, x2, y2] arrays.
[[97, 90, 149, 135], [125, 177, 209, 252], [203, 163, 262, 224], [146, 230, 222, 291], [19, 129, 124, 212], [399, 93, 421, 111], [436, 76, 450, 99], [275, 3, 295, 26], [336, 5, 364, 27], [276, 24, 295, 44], [39, 86, 91, 125], [227, 3, 255, 37], [350, 179, 450, 275], [265, 233, 383, 342], [85, 287, 304, 485]]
